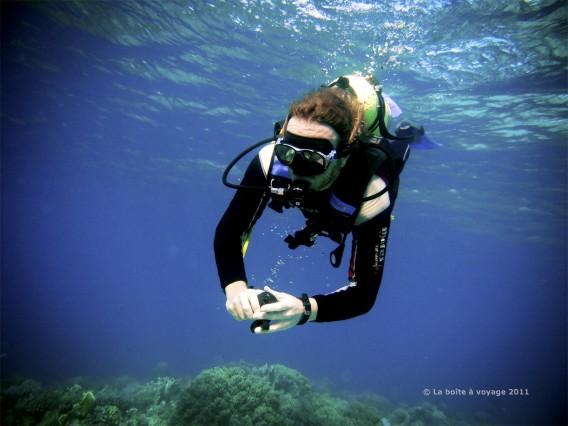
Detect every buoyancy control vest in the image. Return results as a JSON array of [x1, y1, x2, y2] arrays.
[[266, 135, 409, 267]]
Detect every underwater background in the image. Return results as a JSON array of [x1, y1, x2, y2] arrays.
[[1, 1, 566, 425]]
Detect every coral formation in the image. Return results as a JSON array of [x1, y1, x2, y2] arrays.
[[0, 375, 185, 425], [0, 363, 480, 426]]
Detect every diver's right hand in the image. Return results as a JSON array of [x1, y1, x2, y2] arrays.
[[224, 281, 263, 321]]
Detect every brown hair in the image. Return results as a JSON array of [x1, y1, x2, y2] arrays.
[[287, 87, 363, 145]]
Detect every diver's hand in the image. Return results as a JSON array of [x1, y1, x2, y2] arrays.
[[225, 281, 263, 321], [251, 286, 305, 334]]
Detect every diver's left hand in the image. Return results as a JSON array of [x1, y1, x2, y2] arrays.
[[251, 286, 305, 334]]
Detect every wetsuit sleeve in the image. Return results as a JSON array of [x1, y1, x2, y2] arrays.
[[312, 210, 391, 322], [214, 156, 269, 292]]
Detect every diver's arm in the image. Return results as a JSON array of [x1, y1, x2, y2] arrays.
[[312, 211, 391, 322], [214, 155, 269, 291], [225, 280, 248, 295]]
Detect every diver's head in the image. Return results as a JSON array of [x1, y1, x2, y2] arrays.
[[277, 88, 361, 190], [276, 117, 345, 191], [287, 85, 362, 146]]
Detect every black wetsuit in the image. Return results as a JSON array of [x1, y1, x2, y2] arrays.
[[214, 155, 393, 323]]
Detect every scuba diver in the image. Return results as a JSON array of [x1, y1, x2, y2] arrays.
[[214, 74, 432, 334]]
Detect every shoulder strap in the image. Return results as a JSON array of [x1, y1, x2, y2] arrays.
[[332, 143, 388, 207]]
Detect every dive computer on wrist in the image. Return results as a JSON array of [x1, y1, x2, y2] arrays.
[[297, 293, 311, 325]]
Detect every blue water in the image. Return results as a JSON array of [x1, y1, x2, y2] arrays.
[[1, 1, 566, 425]]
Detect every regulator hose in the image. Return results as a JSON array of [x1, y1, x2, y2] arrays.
[[221, 137, 274, 191]]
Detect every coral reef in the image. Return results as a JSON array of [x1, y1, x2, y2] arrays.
[[0, 375, 186, 425], [0, 363, 480, 426]]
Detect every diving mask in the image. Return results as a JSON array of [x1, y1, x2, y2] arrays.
[[275, 142, 337, 176], [275, 133, 337, 176]]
